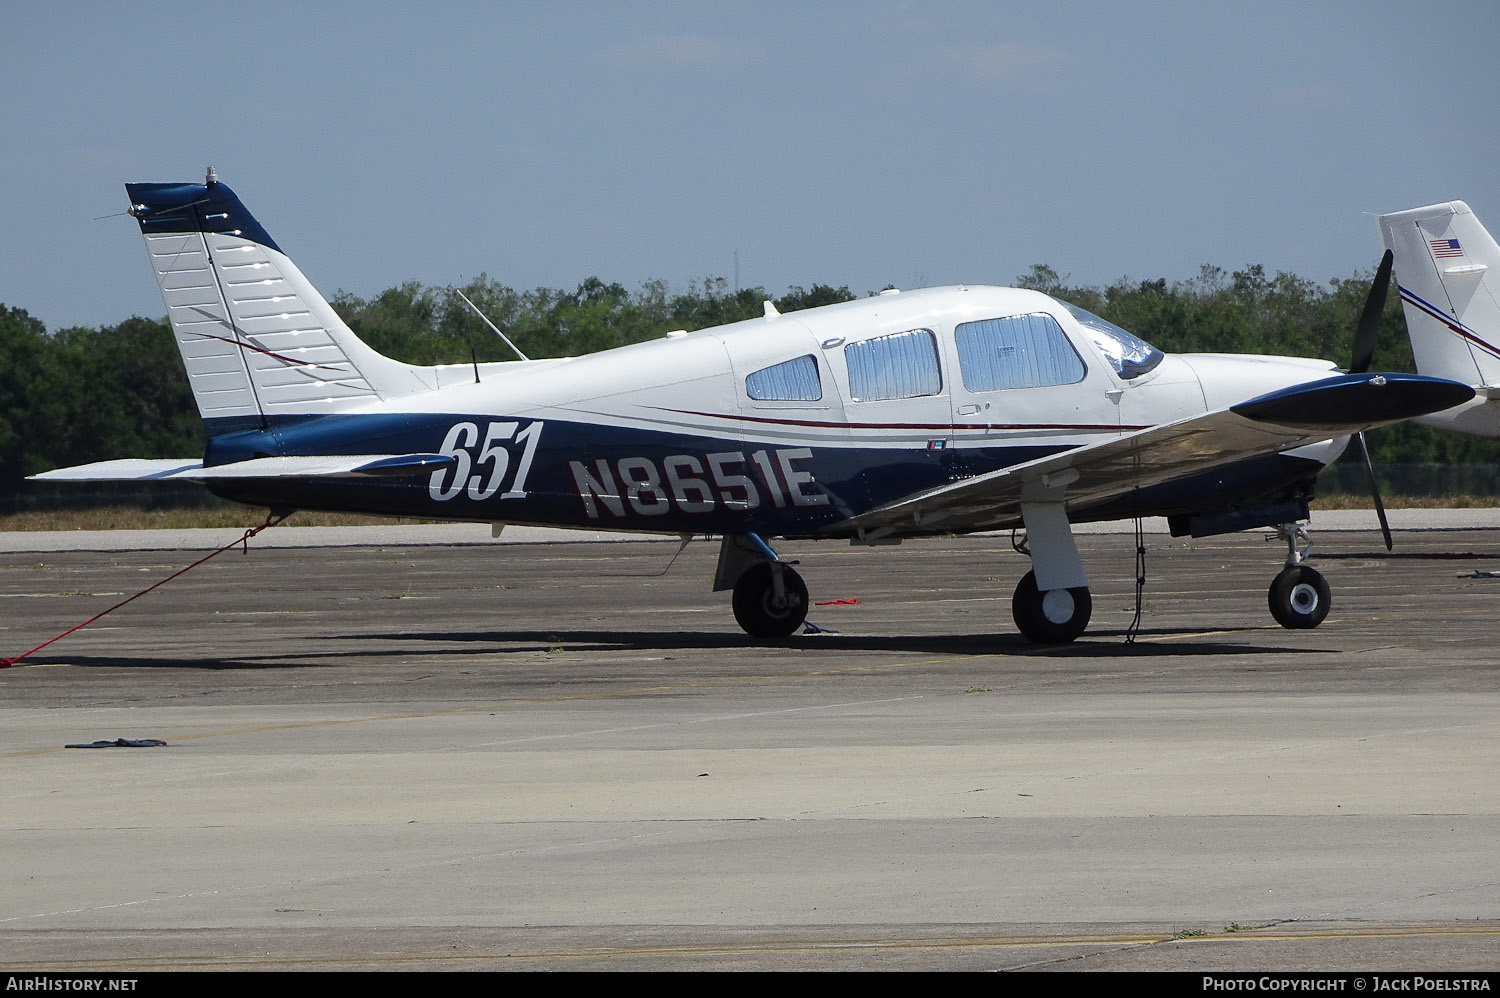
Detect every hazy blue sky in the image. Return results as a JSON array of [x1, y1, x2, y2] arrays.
[[4, 0, 1497, 332]]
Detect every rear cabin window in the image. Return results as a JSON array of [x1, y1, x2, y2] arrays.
[[954, 313, 1086, 391], [745, 355, 822, 401], [845, 328, 942, 401]]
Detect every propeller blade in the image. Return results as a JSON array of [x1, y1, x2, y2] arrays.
[[1350, 249, 1394, 374], [1354, 431, 1393, 551]]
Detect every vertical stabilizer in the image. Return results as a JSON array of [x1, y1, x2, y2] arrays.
[[127, 173, 435, 431], [1377, 200, 1500, 389]]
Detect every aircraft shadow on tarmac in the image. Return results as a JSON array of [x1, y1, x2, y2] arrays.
[[23, 624, 1338, 669], [359, 626, 1336, 658], [25, 625, 1333, 671]]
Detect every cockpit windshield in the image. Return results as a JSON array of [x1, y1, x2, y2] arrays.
[[1060, 302, 1164, 380]]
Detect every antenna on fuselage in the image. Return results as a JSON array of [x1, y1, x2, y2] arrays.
[[451, 287, 529, 362]]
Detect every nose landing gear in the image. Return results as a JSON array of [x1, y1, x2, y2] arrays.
[[1267, 522, 1329, 629]]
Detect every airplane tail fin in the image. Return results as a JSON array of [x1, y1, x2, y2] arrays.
[[126, 170, 436, 433], [1377, 200, 1500, 389]]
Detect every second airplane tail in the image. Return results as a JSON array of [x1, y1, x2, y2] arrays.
[[1377, 200, 1500, 392]]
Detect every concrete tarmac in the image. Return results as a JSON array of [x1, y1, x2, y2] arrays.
[[2, 524, 1498, 971]]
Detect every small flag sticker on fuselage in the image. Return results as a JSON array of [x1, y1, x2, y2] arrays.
[[927, 440, 947, 450], [1431, 238, 1464, 259]]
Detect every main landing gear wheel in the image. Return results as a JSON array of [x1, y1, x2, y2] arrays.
[[1011, 570, 1092, 644], [1268, 564, 1330, 629], [732, 562, 809, 638]]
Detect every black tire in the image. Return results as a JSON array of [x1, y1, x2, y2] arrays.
[[732, 562, 809, 638], [1011, 570, 1092, 644], [1268, 564, 1330, 629]]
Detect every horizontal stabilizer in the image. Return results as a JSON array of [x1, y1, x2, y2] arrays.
[[31, 454, 455, 483], [30, 459, 204, 482]]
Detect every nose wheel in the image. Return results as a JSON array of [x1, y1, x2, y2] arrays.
[[1268, 564, 1330, 629], [1266, 522, 1330, 629]]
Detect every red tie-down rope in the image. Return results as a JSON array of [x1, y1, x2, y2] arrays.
[[1, 519, 278, 668]]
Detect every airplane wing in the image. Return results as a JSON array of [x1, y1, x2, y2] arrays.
[[842, 373, 1473, 536], [30, 454, 456, 482]]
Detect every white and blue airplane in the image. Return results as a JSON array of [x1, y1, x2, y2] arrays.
[[1378, 200, 1500, 438], [33, 172, 1473, 643]]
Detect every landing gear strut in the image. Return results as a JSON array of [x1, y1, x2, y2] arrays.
[[1267, 522, 1329, 629], [1009, 501, 1092, 644]]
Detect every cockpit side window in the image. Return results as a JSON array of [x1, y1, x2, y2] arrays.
[[955, 313, 1086, 391], [844, 328, 942, 401], [745, 355, 822, 401], [1059, 301, 1164, 380]]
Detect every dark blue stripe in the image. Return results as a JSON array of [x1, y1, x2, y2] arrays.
[[1398, 284, 1500, 359], [197, 411, 1328, 538]]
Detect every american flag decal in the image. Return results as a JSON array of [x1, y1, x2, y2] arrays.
[[1431, 238, 1464, 259]]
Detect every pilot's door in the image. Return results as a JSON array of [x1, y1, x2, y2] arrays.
[[944, 311, 1121, 473]]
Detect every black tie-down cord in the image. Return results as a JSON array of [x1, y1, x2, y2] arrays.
[[1126, 514, 1147, 644]]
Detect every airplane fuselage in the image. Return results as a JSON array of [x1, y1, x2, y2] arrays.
[[199, 285, 1345, 538]]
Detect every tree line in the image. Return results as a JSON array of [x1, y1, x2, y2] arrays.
[[4, 264, 1497, 499]]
